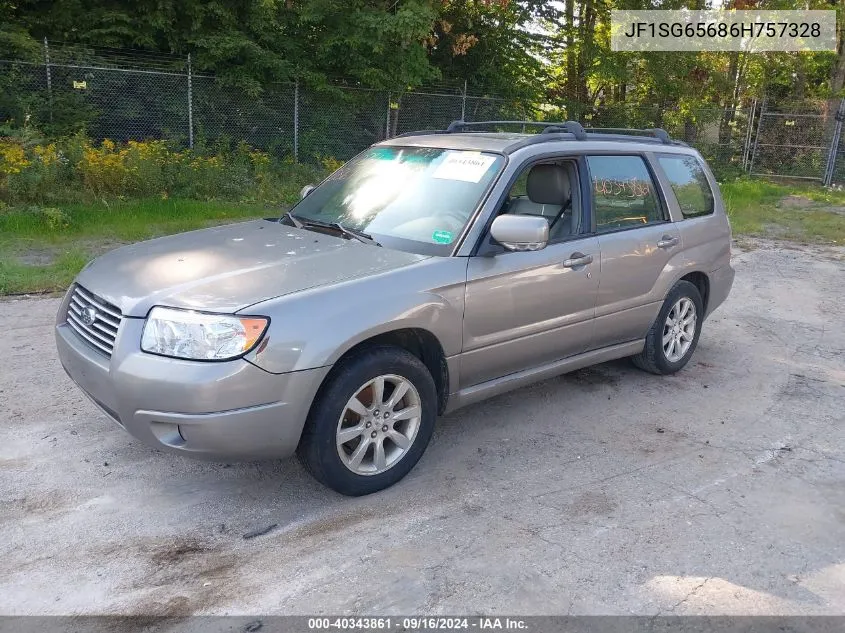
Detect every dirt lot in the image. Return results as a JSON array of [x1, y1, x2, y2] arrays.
[[1, 239, 844, 616]]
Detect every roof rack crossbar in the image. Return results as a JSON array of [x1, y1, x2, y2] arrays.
[[392, 129, 448, 138], [541, 121, 586, 140], [445, 120, 546, 132], [445, 120, 586, 139]]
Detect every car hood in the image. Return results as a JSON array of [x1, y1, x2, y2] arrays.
[[76, 220, 430, 316]]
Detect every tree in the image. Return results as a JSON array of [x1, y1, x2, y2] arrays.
[[6, 0, 442, 91]]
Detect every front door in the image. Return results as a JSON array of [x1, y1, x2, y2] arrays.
[[461, 236, 601, 387]]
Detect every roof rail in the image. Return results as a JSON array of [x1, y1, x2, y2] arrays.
[[503, 132, 683, 154], [582, 127, 673, 144], [443, 120, 676, 145], [394, 120, 683, 152]]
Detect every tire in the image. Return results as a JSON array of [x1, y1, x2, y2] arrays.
[[632, 280, 704, 376], [297, 345, 437, 496]]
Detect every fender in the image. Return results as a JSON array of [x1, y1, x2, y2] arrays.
[[241, 257, 468, 374]]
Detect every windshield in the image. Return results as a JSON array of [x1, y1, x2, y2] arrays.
[[288, 146, 504, 255]]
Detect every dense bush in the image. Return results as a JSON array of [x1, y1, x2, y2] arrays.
[[0, 131, 326, 207]]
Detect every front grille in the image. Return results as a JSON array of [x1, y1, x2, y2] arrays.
[[65, 284, 122, 357]]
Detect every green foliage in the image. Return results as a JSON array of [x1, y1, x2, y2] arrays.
[[6, 0, 843, 123], [0, 23, 41, 60], [0, 134, 325, 206], [430, 0, 554, 101], [40, 206, 70, 229], [7, 0, 444, 92]]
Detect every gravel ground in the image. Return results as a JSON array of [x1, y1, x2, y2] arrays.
[[1, 239, 844, 616]]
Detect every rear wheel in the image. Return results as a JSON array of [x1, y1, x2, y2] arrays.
[[297, 345, 437, 496], [632, 280, 703, 375]]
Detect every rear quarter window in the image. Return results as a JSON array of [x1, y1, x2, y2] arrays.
[[657, 154, 714, 219]]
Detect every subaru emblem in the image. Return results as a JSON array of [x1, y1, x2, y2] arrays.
[[80, 305, 97, 326]]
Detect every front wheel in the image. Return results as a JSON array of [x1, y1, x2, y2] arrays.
[[297, 345, 437, 496], [632, 280, 703, 375]]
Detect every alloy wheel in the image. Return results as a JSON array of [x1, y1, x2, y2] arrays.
[[336, 374, 422, 476], [662, 297, 697, 362]]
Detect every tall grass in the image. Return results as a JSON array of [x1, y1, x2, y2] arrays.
[[0, 199, 292, 294], [721, 178, 845, 243], [0, 250, 89, 295]]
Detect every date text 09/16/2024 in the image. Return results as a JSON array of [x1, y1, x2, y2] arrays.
[[307, 617, 528, 630]]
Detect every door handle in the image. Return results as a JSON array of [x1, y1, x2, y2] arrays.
[[562, 253, 593, 268], [657, 235, 679, 249]]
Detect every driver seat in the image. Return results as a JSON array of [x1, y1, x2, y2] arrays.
[[509, 163, 573, 239]]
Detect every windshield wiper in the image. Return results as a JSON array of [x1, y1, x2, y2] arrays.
[[332, 222, 382, 247], [298, 217, 382, 247], [282, 211, 303, 228]]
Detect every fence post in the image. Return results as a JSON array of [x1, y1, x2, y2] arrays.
[[748, 96, 766, 174], [823, 98, 845, 186], [293, 79, 299, 163], [186, 53, 194, 149], [43, 38, 53, 123], [461, 80, 467, 121], [742, 98, 756, 171], [385, 92, 392, 139]]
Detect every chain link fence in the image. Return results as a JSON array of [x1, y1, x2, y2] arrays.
[[748, 99, 840, 181], [0, 43, 521, 164], [4, 42, 845, 184], [565, 102, 755, 179]]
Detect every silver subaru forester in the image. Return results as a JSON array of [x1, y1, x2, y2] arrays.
[[56, 121, 734, 495]]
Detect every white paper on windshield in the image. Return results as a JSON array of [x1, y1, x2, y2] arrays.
[[432, 151, 496, 183]]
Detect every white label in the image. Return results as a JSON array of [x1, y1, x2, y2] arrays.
[[432, 151, 496, 183]]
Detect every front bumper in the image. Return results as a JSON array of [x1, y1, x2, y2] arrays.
[[55, 304, 330, 461]]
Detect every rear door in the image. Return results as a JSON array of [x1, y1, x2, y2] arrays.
[[654, 152, 733, 284], [585, 154, 681, 349]]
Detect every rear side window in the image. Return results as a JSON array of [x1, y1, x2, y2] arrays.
[[586, 155, 664, 233], [657, 154, 714, 218]]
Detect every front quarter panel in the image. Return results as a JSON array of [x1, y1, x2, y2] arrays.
[[242, 257, 468, 374]]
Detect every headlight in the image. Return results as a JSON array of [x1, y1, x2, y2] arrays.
[[141, 307, 269, 361]]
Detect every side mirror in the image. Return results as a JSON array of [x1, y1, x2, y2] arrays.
[[300, 184, 315, 199], [489, 215, 549, 252]]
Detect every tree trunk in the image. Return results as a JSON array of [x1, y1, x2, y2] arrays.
[[684, 118, 697, 144], [577, 0, 595, 108], [564, 0, 576, 108], [793, 53, 806, 101], [832, 17, 845, 95], [719, 52, 742, 146]]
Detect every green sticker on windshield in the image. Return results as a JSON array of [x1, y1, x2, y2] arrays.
[[432, 230, 453, 244]]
